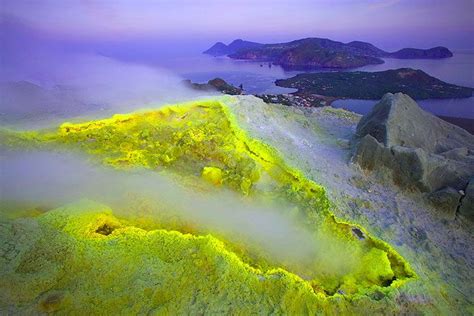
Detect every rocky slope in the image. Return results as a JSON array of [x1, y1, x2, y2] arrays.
[[275, 68, 473, 99], [204, 38, 453, 69], [227, 96, 473, 314]]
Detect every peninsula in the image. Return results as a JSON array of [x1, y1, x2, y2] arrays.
[[275, 68, 473, 99]]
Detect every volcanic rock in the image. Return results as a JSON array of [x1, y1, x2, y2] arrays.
[[353, 93, 474, 218], [459, 178, 474, 221], [183, 78, 242, 95], [356, 93, 474, 153]]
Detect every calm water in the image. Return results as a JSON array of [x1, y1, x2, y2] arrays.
[[163, 55, 300, 94], [150, 51, 474, 118], [3, 45, 472, 125], [333, 51, 474, 118]]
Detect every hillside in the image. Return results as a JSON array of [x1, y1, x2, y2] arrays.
[[204, 37, 453, 69], [203, 39, 263, 56], [275, 68, 473, 99]]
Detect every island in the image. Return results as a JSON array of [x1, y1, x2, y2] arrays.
[[274, 68, 473, 100], [389, 47, 453, 59], [204, 38, 453, 69]]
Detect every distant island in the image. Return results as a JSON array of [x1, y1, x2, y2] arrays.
[[275, 68, 473, 100], [204, 38, 453, 69]]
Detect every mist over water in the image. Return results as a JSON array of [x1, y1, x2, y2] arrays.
[[0, 52, 220, 128], [0, 16, 220, 128], [1, 14, 472, 123]]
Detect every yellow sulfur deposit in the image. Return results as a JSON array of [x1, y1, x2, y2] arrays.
[[0, 97, 416, 314], [201, 166, 223, 186]]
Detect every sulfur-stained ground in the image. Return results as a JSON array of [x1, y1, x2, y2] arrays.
[[0, 95, 472, 314]]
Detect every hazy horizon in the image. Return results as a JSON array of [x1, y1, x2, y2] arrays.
[[1, 0, 473, 124], [1, 0, 473, 53]]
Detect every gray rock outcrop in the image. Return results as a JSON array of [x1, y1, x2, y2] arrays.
[[352, 93, 474, 219], [356, 93, 474, 153], [459, 178, 474, 221]]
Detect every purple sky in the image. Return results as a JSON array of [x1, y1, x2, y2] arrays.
[[1, 0, 473, 51]]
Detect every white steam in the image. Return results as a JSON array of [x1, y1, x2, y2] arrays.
[[0, 150, 360, 277]]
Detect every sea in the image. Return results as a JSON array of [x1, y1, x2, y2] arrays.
[[1, 44, 472, 127], [150, 50, 474, 119]]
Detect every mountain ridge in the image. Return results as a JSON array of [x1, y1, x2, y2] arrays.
[[204, 37, 453, 69]]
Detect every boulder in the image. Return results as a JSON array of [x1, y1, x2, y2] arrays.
[[353, 93, 474, 218], [353, 134, 472, 192], [356, 93, 474, 154]]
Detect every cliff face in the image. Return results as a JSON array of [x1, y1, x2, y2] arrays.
[[204, 37, 454, 69]]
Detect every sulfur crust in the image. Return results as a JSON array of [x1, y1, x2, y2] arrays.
[[0, 97, 416, 314]]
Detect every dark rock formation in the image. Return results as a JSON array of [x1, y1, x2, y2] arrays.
[[204, 37, 453, 69], [275, 68, 473, 100], [183, 78, 243, 95], [352, 93, 474, 219]]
